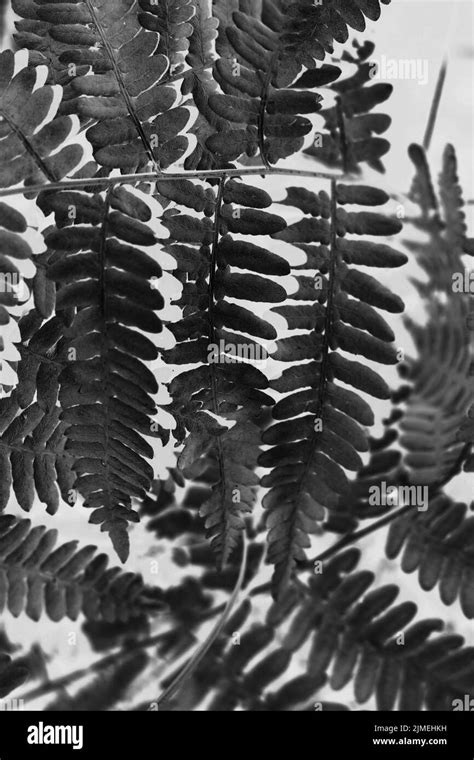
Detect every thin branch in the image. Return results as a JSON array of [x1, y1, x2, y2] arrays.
[[302, 442, 472, 571], [19, 632, 169, 703], [0, 167, 344, 199], [303, 503, 415, 570], [423, 58, 448, 151], [207, 176, 230, 563], [83, 0, 159, 171], [155, 535, 248, 708], [17, 603, 227, 703]]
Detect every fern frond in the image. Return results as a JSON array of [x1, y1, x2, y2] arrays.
[[211, 1, 392, 165], [386, 495, 474, 619], [407, 143, 469, 292], [0, 313, 76, 514], [13, 0, 189, 172], [398, 304, 471, 486], [0, 513, 165, 622], [0, 204, 42, 390], [162, 175, 288, 564], [303, 567, 474, 710], [43, 186, 166, 560], [152, 547, 474, 711], [304, 41, 392, 173], [247, 550, 474, 711], [262, 0, 392, 57], [0, 50, 82, 189], [395, 144, 474, 484], [325, 425, 403, 531], [181, 0, 221, 170], [208, 3, 322, 166], [262, 180, 404, 595], [138, 0, 195, 72]]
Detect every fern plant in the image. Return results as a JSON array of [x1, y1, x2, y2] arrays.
[[0, 0, 472, 713]]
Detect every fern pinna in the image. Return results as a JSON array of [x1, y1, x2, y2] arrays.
[[12, 0, 190, 171], [42, 186, 166, 560], [0, 0, 473, 716], [161, 174, 288, 565], [262, 179, 404, 594]]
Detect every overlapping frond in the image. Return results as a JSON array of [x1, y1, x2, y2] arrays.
[[407, 143, 469, 294], [138, 0, 195, 72], [261, 180, 404, 595], [386, 495, 474, 619], [160, 175, 289, 565], [399, 305, 471, 486], [394, 144, 474, 485], [0, 203, 41, 390], [0, 513, 165, 622], [181, 0, 221, 170], [304, 41, 392, 173], [149, 548, 474, 711], [208, 4, 324, 166], [0, 312, 75, 515], [0, 49, 82, 189], [223, 549, 474, 711], [186, 0, 392, 169], [42, 186, 166, 560], [13, 0, 189, 172], [302, 556, 474, 710]]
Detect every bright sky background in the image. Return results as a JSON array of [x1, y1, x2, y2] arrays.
[[371, 0, 473, 204]]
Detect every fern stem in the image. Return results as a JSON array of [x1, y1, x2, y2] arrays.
[[315, 178, 339, 421], [0, 168, 343, 199], [97, 189, 114, 518], [257, 52, 279, 170], [292, 180, 339, 518], [83, 0, 160, 171], [306, 503, 416, 568], [0, 109, 56, 182], [303, 442, 473, 570], [155, 535, 248, 708], [207, 175, 230, 564], [335, 97, 350, 174], [208, 176, 225, 344], [0, 439, 73, 459], [423, 59, 448, 152]]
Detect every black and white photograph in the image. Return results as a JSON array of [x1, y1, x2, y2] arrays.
[[0, 0, 473, 739]]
